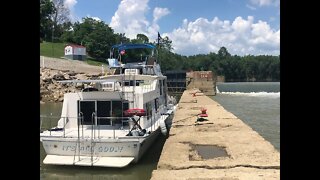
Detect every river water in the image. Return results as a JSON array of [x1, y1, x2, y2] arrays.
[[213, 82, 280, 151], [40, 82, 279, 179], [40, 102, 169, 180]]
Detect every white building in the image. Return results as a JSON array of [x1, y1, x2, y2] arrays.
[[64, 44, 86, 60]]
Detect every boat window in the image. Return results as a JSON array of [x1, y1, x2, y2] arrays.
[[78, 100, 129, 126], [136, 80, 144, 86], [82, 87, 98, 92], [123, 80, 144, 86], [123, 101, 129, 112], [112, 101, 123, 124], [97, 101, 111, 125], [78, 101, 95, 125]]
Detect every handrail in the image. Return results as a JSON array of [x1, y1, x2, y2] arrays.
[[49, 113, 52, 136], [91, 112, 96, 166], [40, 115, 134, 139], [63, 117, 67, 137], [78, 113, 83, 160]]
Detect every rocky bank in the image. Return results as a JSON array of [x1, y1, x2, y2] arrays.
[[40, 67, 103, 103], [40, 57, 108, 103]]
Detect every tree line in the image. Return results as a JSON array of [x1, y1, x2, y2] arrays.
[[40, 0, 280, 82]]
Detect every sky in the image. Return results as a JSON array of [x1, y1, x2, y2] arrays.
[[64, 0, 280, 56]]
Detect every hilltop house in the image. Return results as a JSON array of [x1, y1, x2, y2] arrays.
[[64, 44, 86, 60]]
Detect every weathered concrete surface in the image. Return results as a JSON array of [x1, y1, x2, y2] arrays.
[[151, 89, 280, 180]]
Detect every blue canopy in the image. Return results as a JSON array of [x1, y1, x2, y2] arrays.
[[111, 43, 156, 51]]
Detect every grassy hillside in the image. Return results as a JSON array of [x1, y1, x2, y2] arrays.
[[40, 42, 66, 58], [40, 42, 107, 66]]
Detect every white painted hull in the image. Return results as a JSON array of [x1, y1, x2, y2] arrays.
[[41, 127, 161, 167]]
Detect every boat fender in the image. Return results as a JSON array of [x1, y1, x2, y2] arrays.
[[160, 120, 167, 136]]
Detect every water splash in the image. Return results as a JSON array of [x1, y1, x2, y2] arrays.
[[216, 86, 220, 93], [220, 92, 280, 98]]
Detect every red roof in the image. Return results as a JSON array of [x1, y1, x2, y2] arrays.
[[65, 44, 86, 48]]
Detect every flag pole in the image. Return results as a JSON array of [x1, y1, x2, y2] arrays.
[[157, 32, 161, 66]]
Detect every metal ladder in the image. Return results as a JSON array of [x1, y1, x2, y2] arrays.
[[90, 112, 96, 166]]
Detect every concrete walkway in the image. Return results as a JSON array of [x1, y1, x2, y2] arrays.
[[151, 89, 280, 180]]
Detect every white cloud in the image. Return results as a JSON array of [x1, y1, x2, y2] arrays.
[[249, 0, 279, 7], [86, 14, 102, 22], [153, 7, 170, 22], [166, 16, 280, 56], [64, 0, 77, 8], [64, 0, 78, 22], [110, 0, 151, 39], [108, 0, 279, 56], [110, 0, 170, 41], [92, 17, 101, 22], [246, 4, 257, 10]]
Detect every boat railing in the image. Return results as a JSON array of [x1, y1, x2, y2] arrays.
[[40, 115, 136, 139], [94, 116, 134, 139], [40, 115, 74, 137]]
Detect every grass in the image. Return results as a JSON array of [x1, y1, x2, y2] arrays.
[[86, 57, 107, 66], [40, 42, 66, 58], [40, 42, 107, 66]]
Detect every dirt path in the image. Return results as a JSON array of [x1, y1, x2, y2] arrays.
[[40, 56, 107, 74]]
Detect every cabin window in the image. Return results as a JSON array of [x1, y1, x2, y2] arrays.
[[123, 80, 144, 86], [111, 101, 122, 124], [78, 100, 129, 126], [97, 101, 111, 125], [78, 101, 95, 125], [121, 101, 129, 117]]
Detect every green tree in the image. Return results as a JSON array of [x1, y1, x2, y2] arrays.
[[51, 0, 71, 42], [160, 36, 173, 52], [136, 34, 149, 43], [40, 0, 55, 41], [218, 46, 231, 59], [70, 18, 118, 60]]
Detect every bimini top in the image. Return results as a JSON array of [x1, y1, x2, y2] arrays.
[[111, 43, 156, 51]]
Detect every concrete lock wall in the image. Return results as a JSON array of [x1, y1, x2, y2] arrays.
[[151, 89, 280, 180], [186, 71, 216, 96]]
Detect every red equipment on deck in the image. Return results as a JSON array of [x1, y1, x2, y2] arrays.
[[199, 107, 208, 117], [124, 108, 146, 117]]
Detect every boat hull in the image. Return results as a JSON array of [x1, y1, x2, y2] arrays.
[[41, 127, 161, 167]]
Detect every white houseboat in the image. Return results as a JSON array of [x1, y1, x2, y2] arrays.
[[40, 43, 177, 167]]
